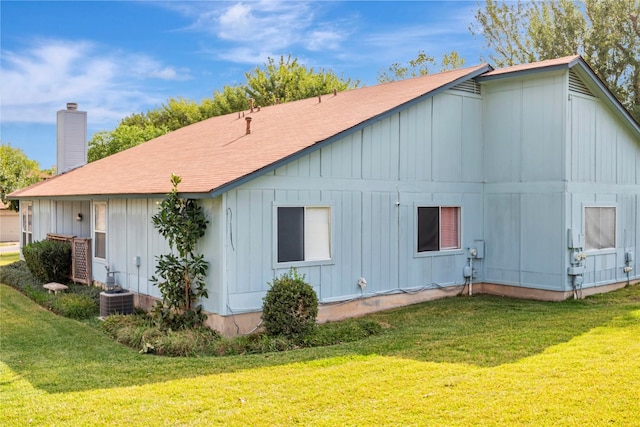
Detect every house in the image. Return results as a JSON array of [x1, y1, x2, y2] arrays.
[[0, 201, 20, 242], [9, 55, 640, 336]]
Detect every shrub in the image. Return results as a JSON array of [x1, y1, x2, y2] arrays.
[[262, 269, 318, 341], [101, 314, 219, 356], [0, 261, 39, 291], [50, 293, 99, 319], [22, 239, 71, 283]]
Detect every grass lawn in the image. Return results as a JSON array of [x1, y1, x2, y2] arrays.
[[0, 252, 19, 265], [2, 283, 640, 426]]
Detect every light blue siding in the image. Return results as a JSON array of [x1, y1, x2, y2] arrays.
[[362, 115, 400, 180], [483, 73, 567, 291], [399, 99, 432, 181], [566, 82, 640, 290], [570, 96, 597, 182], [223, 91, 485, 313]]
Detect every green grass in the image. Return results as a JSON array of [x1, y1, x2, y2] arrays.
[[2, 283, 640, 426], [0, 251, 19, 265]]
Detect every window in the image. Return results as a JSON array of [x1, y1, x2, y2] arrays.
[[277, 206, 331, 263], [585, 206, 615, 251], [94, 202, 107, 259], [22, 202, 32, 246], [417, 206, 460, 252]]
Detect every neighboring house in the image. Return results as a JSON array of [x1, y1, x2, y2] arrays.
[[10, 55, 640, 335], [0, 202, 20, 242]]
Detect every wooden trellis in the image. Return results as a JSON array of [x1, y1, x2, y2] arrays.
[[46, 234, 92, 285], [71, 238, 92, 284]]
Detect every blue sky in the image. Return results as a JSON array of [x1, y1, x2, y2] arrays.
[[1, 1, 488, 169]]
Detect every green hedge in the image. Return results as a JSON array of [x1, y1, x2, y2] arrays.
[[23, 239, 72, 283]]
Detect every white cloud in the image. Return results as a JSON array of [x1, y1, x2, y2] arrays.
[[306, 29, 344, 52], [0, 39, 191, 126], [163, 1, 346, 65]]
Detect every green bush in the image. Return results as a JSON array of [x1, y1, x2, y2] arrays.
[[51, 293, 99, 319], [262, 269, 318, 341], [0, 260, 40, 291], [102, 313, 219, 357], [22, 239, 72, 283]]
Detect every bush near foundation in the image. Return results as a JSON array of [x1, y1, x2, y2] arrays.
[[262, 269, 319, 341], [22, 239, 71, 283]]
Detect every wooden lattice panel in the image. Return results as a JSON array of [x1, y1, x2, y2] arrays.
[[72, 238, 92, 285]]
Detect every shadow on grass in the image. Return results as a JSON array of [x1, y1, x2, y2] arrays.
[[1, 283, 639, 394]]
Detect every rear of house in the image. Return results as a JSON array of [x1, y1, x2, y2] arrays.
[[10, 56, 640, 335]]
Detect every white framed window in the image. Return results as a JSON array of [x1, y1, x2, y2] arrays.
[[276, 206, 331, 263], [21, 202, 32, 246], [94, 202, 107, 260], [584, 206, 615, 251], [417, 206, 461, 252]]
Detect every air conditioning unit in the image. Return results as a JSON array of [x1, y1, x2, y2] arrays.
[[100, 291, 134, 317]]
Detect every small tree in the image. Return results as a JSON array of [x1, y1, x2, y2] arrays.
[[151, 174, 209, 329]]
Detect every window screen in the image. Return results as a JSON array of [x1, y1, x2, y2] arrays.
[[417, 207, 439, 252], [585, 206, 615, 251], [277, 207, 304, 262], [418, 206, 460, 252], [277, 206, 331, 263]]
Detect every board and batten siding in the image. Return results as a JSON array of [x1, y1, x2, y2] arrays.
[[222, 91, 485, 314], [482, 72, 568, 291], [20, 199, 90, 249], [566, 83, 640, 289], [483, 69, 639, 293]]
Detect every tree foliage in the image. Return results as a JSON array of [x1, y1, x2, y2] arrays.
[[245, 55, 356, 107], [150, 174, 209, 330], [377, 50, 465, 83], [88, 125, 169, 163], [471, 0, 640, 121], [87, 57, 358, 162], [0, 144, 42, 211]]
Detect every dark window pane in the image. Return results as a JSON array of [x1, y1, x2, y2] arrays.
[[95, 232, 106, 259], [278, 207, 304, 262], [418, 207, 439, 252]]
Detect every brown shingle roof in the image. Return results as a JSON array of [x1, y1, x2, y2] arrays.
[[10, 64, 489, 198], [480, 55, 582, 78]]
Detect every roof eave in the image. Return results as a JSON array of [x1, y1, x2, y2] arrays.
[[475, 63, 573, 82]]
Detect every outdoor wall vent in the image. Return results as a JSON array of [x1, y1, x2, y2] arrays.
[[569, 70, 595, 97], [451, 80, 481, 95]]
